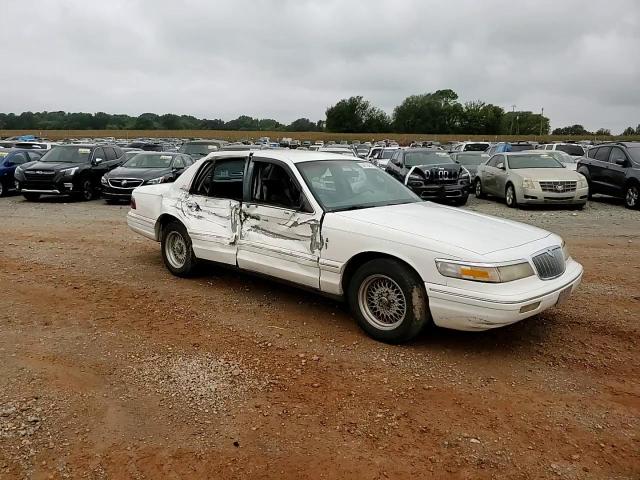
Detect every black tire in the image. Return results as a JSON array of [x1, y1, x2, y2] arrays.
[[347, 258, 430, 344], [0, 180, 5, 197], [474, 179, 485, 198], [161, 221, 197, 277], [624, 183, 640, 210], [74, 178, 95, 201], [105, 198, 121, 205], [505, 183, 518, 208], [23, 192, 41, 201]]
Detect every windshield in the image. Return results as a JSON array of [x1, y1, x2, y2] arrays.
[[380, 149, 397, 159], [510, 144, 534, 152], [179, 143, 218, 156], [456, 153, 489, 166], [298, 160, 420, 212], [41, 146, 92, 163], [405, 151, 453, 167], [507, 154, 565, 169], [552, 151, 577, 163], [555, 144, 584, 156], [463, 143, 489, 152], [123, 153, 174, 168]]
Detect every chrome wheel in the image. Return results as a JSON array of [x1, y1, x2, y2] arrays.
[[0, 181, 4, 197], [475, 180, 482, 197], [506, 185, 515, 207], [625, 185, 638, 208], [165, 231, 187, 269], [358, 274, 407, 330]]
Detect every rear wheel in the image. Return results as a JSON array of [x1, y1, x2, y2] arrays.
[[505, 183, 518, 208], [625, 183, 639, 209], [23, 192, 41, 201], [348, 258, 430, 344], [161, 221, 197, 276], [474, 179, 485, 198], [0, 180, 5, 197]]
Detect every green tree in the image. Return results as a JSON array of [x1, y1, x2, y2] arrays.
[[325, 96, 390, 133], [552, 124, 590, 135], [595, 128, 611, 136], [392, 89, 463, 134], [287, 118, 317, 132], [500, 111, 550, 135], [622, 126, 636, 136]]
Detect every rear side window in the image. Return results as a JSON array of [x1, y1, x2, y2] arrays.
[[211, 159, 245, 201], [594, 147, 611, 161], [556, 144, 584, 156], [191, 162, 215, 196]]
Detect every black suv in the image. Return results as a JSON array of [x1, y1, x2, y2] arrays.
[[385, 149, 470, 205], [577, 142, 640, 209], [14, 144, 124, 201]]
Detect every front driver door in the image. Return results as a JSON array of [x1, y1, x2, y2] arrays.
[[494, 155, 509, 197], [180, 157, 245, 265], [237, 158, 322, 289]]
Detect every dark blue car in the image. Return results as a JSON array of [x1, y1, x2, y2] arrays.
[[0, 148, 45, 196]]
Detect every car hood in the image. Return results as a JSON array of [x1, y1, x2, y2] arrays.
[[332, 202, 550, 255], [511, 168, 582, 180], [23, 161, 82, 172], [106, 167, 172, 180]]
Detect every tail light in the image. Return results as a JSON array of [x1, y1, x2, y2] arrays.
[[130, 197, 136, 209]]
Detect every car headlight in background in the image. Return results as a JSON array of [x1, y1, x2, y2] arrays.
[[145, 175, 170, 185], [100, 176, 108, 186], [15, 165, 24, 175], [60, 167, 79, 177], [436, 260, 535, 283], [577, 177, 588, 188], [521, 178, 536, 189]]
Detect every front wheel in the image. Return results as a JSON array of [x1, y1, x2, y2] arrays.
[[505, 184, 518, 208], [474, 179, 485, 198], [0, 180, 5, 197], [161, 221, 198, 276], [348, 258, 430, 344], [625, 183, 639, 209], [75, 178, 95, 201]]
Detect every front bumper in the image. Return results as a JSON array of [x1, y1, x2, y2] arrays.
[[102, 185, 135, 199], [426, 258, 583, 331], [17, 179, 76, 196], [520, 186, 589, 205]]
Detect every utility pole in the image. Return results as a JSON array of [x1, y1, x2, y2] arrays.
[[509, 105, 516, 136], [539, 107, 544, 137]]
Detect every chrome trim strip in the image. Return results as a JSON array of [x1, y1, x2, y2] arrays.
[[428, 271, 582, 305], [21, 189, 61, 194]]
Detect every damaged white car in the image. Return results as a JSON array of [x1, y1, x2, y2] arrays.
[[127, 150, 583, 343]]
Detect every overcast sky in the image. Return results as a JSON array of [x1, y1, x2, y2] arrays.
[[2, 0, 639, 132]]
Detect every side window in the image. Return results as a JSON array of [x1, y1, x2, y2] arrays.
[[173, 156, 185, 169], [191, 162, 215, 196], [251, 161, 305, 210], [211, 159, 245, 200], [587, 147, 598, 159], [545, 145, 552, 150], [183, 155, 193, 166], [487, 155, 500, 167], [113, 146, 124, 158], [11, 152, 28, 164], [93, 148, 105, 162], [27, 151, 42, 162], [594, 146, 611, 162], [609, 147, 627, 164], [103, 147, 117, 161]]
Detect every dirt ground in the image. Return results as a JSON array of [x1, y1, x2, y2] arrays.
[[0, 193, 638, 479]]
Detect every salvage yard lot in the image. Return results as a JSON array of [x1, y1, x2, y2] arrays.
[[0, 194, 638, 479]]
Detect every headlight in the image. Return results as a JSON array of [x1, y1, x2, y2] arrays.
[[145, 175, 169, 185], [100, 176, 108, 186], [459, 167, 470, 179], [60, 167, 78, 177], [521, 178, 536, 189], [577, 177, 588, 188], [561, 240, 570, 261], [407, 175, 425, 188], [15, 165, 24, 174], [436, 260, 535, 283]]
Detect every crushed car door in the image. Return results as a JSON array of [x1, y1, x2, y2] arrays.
[[180, 157, 245, 265], [237, 158, 322, 289]]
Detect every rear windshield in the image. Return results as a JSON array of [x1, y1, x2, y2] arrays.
[[380, 149, 397, 159], [510, 144, 534, 152], [405, 151, 454, 167], [41, 146, 92, 164], [463, 143, 489, 152], [123, 154, 174, 168], [555, 144, 584, 156], [179, 143, 219, 156], [507, 154, 564, 169]]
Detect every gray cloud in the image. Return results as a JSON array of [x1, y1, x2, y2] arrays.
[[1, 0, 639, 132]]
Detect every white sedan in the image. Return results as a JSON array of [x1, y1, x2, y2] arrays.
[[127, 150, 583, 343]]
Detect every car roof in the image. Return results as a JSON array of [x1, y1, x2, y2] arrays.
[[206, 149, 361, 164], [0, 147, 44, 153]]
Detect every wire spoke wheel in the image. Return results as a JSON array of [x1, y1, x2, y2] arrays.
[[165, 231, 187, 269], [358, 274, 407, 331], [626, 185, 638, 208]]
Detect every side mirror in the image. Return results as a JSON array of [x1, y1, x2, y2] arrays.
[[93, 158, 103, 166], [497, 163, 505, 170]]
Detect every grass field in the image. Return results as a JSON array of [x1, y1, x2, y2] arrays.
[[2, 129, 638, 143]]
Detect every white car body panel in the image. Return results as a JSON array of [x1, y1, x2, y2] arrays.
[[127, 150, 583, 333]]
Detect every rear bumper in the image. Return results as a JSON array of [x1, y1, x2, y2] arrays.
[[426, 260, 583, 331], [127, 211, 157, 241]]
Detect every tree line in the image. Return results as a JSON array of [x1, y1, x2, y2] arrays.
[[1, 89, 637, 136]]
